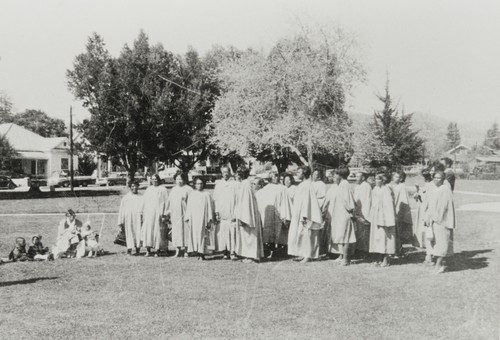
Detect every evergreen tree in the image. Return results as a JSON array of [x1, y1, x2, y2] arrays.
[[445, 122, 461, 150], [484, 121, 500, 150], [371, 80, 424, 168]]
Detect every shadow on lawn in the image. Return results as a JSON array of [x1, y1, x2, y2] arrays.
[[0, 277, 58, 287], [402, 248, 492, 272], [0, 189, 122, 200]]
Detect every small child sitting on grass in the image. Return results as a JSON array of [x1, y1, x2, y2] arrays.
[[76, 223, 101, 258], [8, 237, 30, 262], [27, 235, 53, 261]]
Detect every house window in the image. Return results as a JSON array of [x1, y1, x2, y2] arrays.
[[61, 158, 69, 170]]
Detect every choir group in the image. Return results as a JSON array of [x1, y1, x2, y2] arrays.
[[117, 158, 456, 273]]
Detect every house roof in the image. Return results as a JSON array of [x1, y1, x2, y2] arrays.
[[445, 144, 470, 154], [0, 123, 69, 152]]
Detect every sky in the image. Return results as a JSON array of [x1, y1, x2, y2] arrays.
[[0, 0, 499, 125]]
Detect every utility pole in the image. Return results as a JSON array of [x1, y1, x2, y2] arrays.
[[70, 106, 74, 192]]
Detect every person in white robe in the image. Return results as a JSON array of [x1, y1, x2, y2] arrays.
[[425, 170, 455, 273], [413, 171, 435, 263], [288, 166, 323, 263], [185, 178, 215, 260], [256, 172, 292, 258], [167, 172, 193, 257], [53, 209, 84, 259], [234, 167, 264, 263], [312, 169, 327, 209], [117, 181, 143, 255], [369, 174, 396, 267], [353, 172, 372, 254], [213, 166, 239, 260], [324, 168, 356, 265], [283, 173, 296, 202], [390, 171, 413, 255], [141, 174, 169, 256]]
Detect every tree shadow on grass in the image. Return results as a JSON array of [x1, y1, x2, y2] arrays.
[[0, 277, 58, 287], [399, 248, 492, 272]]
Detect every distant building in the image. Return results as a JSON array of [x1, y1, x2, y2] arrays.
[[444, 144, 470, 166], [0, 123, 78, 178]]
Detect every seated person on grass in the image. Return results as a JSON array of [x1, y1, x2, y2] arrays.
[[8, 237, 30, 262], [76, 223, 101, 258], [27, 235, 53, 261], [53, 209, 84, 259]]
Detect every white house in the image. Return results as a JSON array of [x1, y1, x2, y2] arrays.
[[0, 123, 78, 178]]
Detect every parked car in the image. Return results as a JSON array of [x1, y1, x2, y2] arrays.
[[96, 172, 128, 186], [47, 170, 95, 187], [0, 175, 17, 190]]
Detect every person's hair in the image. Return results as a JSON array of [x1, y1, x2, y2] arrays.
[[312, 168, 323, 179], [422, 171, 432, 182], [128, 179, 140, 187], [300, 166, 311, 179], [194, 177, 206, 187], [152, 174, 161, 181], [394, 170, 406, 183], [440, 157, 453, 167], [220, 165, 230, 173], [283, 173, 295, 185], [65, 209, 76, 217], [173, 171, 188, 183], [376, 173, 388, 184], [32, 235, 40, 243], [16, 237, 26, 246], [434, 162, 446, 172], [338, 166, 350, 179], [433, 170, 445, 179], [236, 166, 250, 180]]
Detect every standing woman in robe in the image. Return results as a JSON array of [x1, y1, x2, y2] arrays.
[[426, 170, 455, 273], [141, 174, 169, 256], [390, 171, 413, 255], [353, 171, 372, 255], [234, 166, 264, 263], [117, 180, 143, 255], [369, 173, 396, 267], [167, 171, 193, 258], [324, 168, 356, 265], [283, 173, 296, 202], [413, 170, 434, 263], [185, 178, 215, 260]]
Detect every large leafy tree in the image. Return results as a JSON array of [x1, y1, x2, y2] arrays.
[[445, 122, 461, 150], [484, 121, 500, 150], [371, 81, 424, 168], [210, 27, 365, 171], [10, 109, 67, 137]]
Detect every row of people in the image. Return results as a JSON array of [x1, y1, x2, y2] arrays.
[[1, 235, 53, 262]]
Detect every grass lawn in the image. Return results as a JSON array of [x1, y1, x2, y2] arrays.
[[0, 190, 499, 339]]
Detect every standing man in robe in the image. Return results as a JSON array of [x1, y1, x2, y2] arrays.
[[256, 172, 292, 258], [167, 171, 193, 258], [283, 173, 296, 202], [288, 166, 323, 263], [324, 167, 356, 265], [426, 170, 455, 273], [353, 172, 372, 255], [390, 171, 413, 256], [185, 178, 215, 261], [117, 180, 143, 255], [234, 166, 264, 263], [312, 168, 327, 209], [213, 166, 239, 260], [141, 174, 169, 257]]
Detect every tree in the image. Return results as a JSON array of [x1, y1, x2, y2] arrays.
[[445, 122, 461, 150], [9, 109, 67, 137], [484, 121, 500, 150], [371, 80, 424, 168], [0, 92, 13, 123], [210, 26, 365, 171], [350, 117, 392, 167], [0, 135, 17, 173]]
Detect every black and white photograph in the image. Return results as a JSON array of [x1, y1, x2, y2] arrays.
[[0, 0, 499, 339]]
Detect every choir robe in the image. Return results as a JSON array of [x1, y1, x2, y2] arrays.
[[391, 183, 413, 249], [312, 180, 327, 209], [168, 185, 193, 248], [141, 185, 169, 250], [426, 184, 455, 257], [369, 185, 396, 255], [288, 179, 323, 259], [287, 185, 296, 202], [413, 181, 434, 249], [213, 178, 239, 252], [234, 179, 264, 260], [53, 218, 83, 258], [354, 181, 372, 252], [117, 192, 143, 249], [324, 179, 356, 253], [256, 183, 292, 245], [186, 190, 215, 254]]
